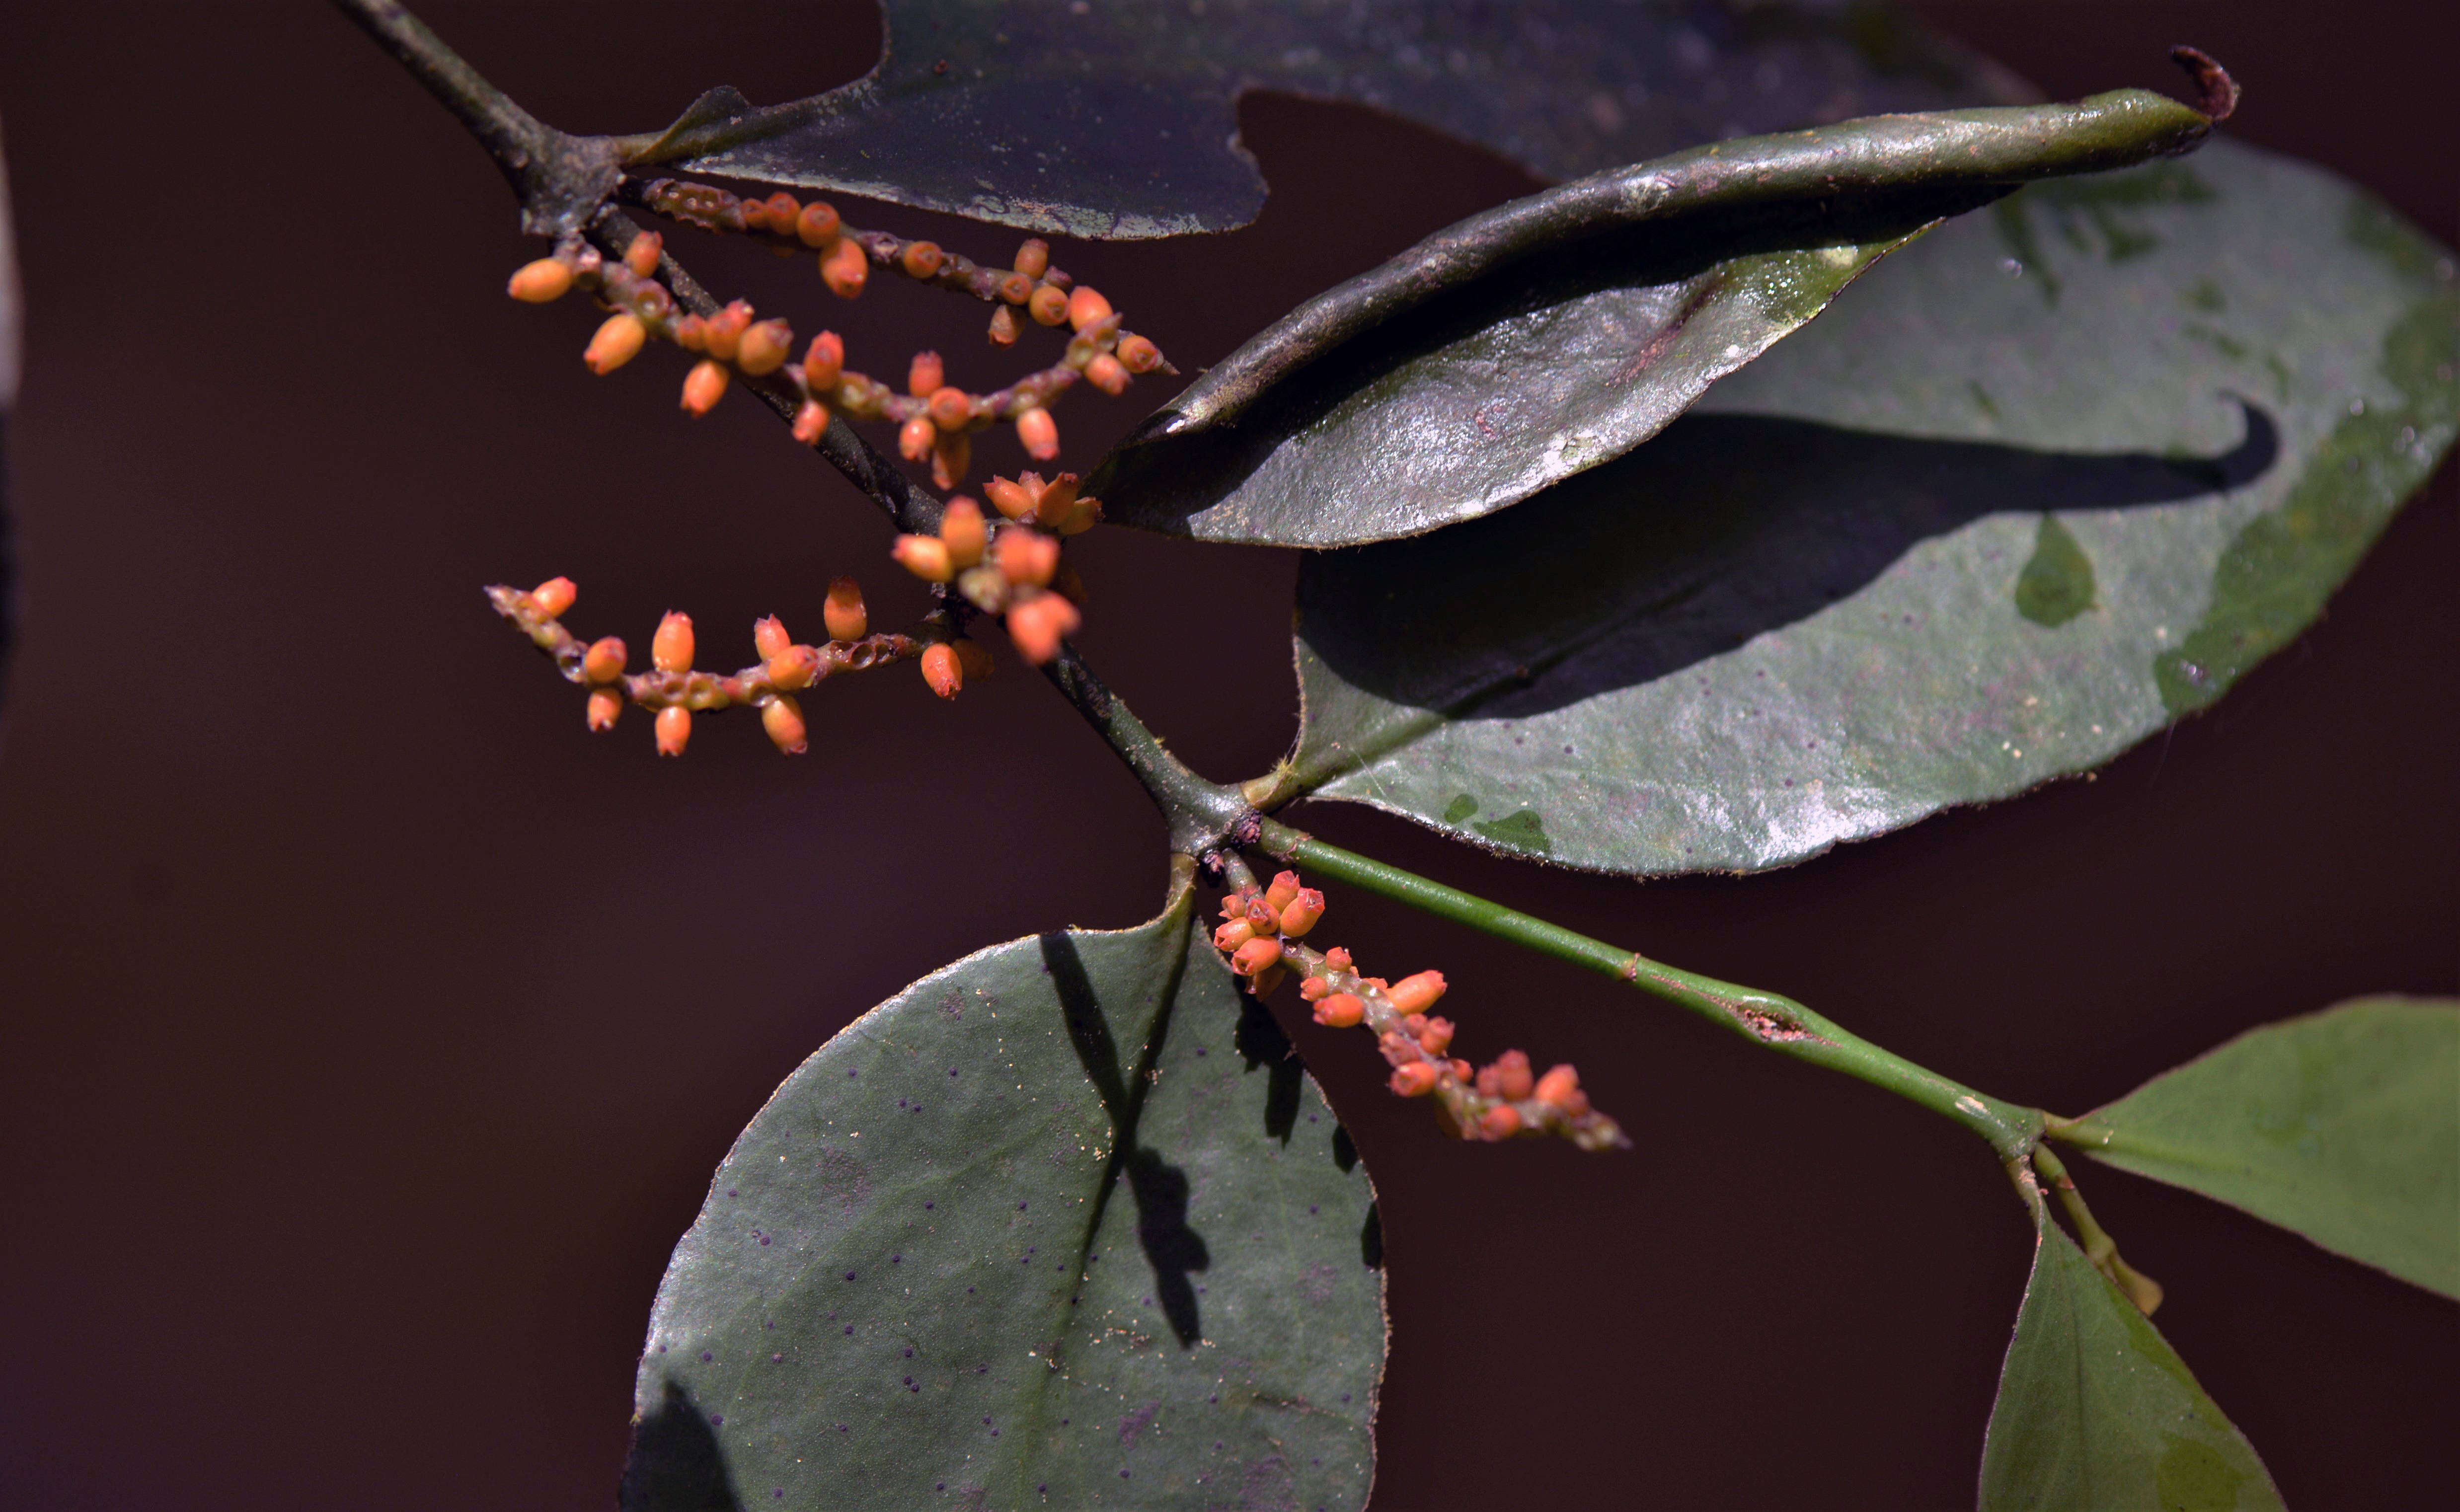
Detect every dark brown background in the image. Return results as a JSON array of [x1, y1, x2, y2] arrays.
[[1, 2, 2452, 1508]]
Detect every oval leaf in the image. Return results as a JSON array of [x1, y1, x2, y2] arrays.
[[623, 873, 1383, 1511], [1093, 90, 2214, 546], [2061, 996, 2460, 1299], [1979, 1212, 2282, 1512], [636, 0, 2027, 240], [1276, 140, 2460, 874]]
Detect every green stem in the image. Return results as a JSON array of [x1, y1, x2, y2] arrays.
[[1257, 820, 2043, 1158], [2031, 1143, 2164, 1314]]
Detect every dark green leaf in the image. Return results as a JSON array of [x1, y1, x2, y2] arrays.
[[1275, 141, 2460, 874], [1979, 1208, 2282, 1512], [634, 0, 2027, 240], [2063, 996, 2460, 1299], [1094, 91, 2214, 546], [623, 870, 1382, 1511]]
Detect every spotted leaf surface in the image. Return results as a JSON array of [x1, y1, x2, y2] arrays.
[[623, 871, 1382, 1511], [1093, 90, 2216, 546], [636, 0, 2026, 240], [1279, 140, 2460, 875], [1979, 1208, 2282, 1512], [2063, 997, 2460, 1299]]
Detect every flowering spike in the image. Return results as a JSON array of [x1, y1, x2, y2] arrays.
[[939, 498, 987, 567], [682, 359, 730, 415], [737, 319, 793, 376], [654, 704, 692, 756], [1028, 284, 1069, 327], [762, 695, 809, 755], [652, 612, 695, 672], [624, 232, 663, 278], [584, 313, 647, 374], [583, 636, 628, 684], [803, 330, 845, 388], [909, 351, 945, 398], [1085, 353, 1130, 395], [508, 258, 574, 302], [795, 201, 842, 247], [822, 238, 868, 298], [792, 399, 832, 445], [823, 577, 868, 642], [1067, 286, 1115, 332], [921, 642, 962, 698], [1016, 407, 1060, 460], [892, 535, 954, 584], [586, 687, 622, 731]]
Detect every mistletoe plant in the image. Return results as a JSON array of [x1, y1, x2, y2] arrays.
[[337, 1, 2457, 1507]]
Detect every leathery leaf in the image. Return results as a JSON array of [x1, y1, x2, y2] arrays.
[[1277, 139, 2459, 874], [2061, 996, 2460, 1298], [625, 0, 2026, 240], [623, 863, 1383, 1511], [1092, 88, 2218, 546], [1978, 1199, 2282, 1512]]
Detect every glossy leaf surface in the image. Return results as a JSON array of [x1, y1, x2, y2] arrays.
[[638, 0, 2025, 239], [2064, 996, 2460, 1298], [624, 873, 1382, 1511], [1280, 140, 2460, 874], [1979, 1211, 2282, 1512], [1094, 90, 2213, 546]]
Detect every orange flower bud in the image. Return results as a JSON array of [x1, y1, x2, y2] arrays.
[[1313, 992, 1366, 1029], [908, 350, 945, 398], [764, 192, 800, 229], [1263, 872, 1301, 911], [703, 302, 751, 361], [739, 197, 769, 231], [930, 433, 971, 490], [1213, 919, 1256, 952], [1016, 407, 1060, 460], [672, 314, 707, 352], [938, 497, 987, 567], [954, 638, 994, 681], [823, 577, 867, 642], [583, 312, 647, 374], [1280, 889, 1325, 937], [1386, 971, 1448, 1015], [1067, 285, 1114, 332], [1117, 333, 1162, 373], [1489, 1050, 1534, 1101], [737, 319, 793, 376], [654, 704, 692, 756], [1013, 238, 1050, 278], [1085, 353, 1130, 395], [920, 642, 962, 698], [1243, 900, 1280, 939], [987, 304, 1020, 346], [1416, 1016, 1455, 1055], [1299, 976, 1331, 1002], [1028, 284, 1069, 327], [822, 238, 868, 298], [1479, 1105, 1523, 1139], [1534, 1064, 1584, 1111], [996, 529, 1059, 587], [802, 330, 845, 388], [583, 636, 628, 684], [508, 257, 574, 302], [1323, 947, 1354, 972], [1450, 1058, 1474, 1082], [753, 615, 793, 662], [927, 385, 972, 431], [761, 694, 809, 754], [892, 534, 954, 583], [1054, 498, 1102, 537], [624, 231, 663, 278], [1220, 890, 1256, 920], [586, 686, 623, 731], [1030, 473, 1079, 528], [651, 611, 695, 672], [528, 576, 577, 617], [1005, 593, 1079, 665], [901, 240, 943, 279], [792, 398, 832, 445], [1388, 1062, 1441, 1098], [795, 200, 842, 247], [681, 359, 730, 415], [984, 476, 1036, 521], [899, 414, 936, 461], [767, 644, 821, 690], [1230, 937, 1284, 976]]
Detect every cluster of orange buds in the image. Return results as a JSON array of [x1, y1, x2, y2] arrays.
[[486, 575, 925, 756], [890, 477, 1090, 667], [1212, 870, 1628, 1152]]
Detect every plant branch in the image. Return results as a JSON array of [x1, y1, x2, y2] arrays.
[[1257, 819, 2044, 1158]]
